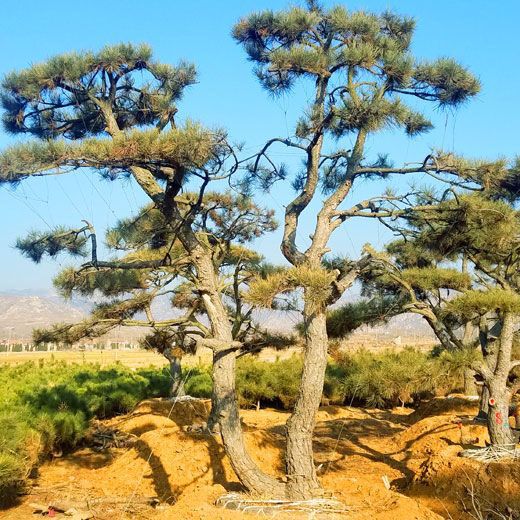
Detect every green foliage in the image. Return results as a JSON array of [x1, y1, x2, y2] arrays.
[[16, 227, 89, 263], [246, 265, 336, 310], [234, 4, 478, 129], [412, 194, 519, 260], [0, 362, 170, 496], [337, 348, 437, 407], [325, 296, 403, 339], [53, 267, 145, 299], [236, 356, 303, 408], [447, 288, 520, 318], [230, 349, 469, 410], [183, 366, 213, 398], [1, 43, 196, 139], [401, 267, 471, 292], [0, 347, 473, 498], [0, 123, 222, 184], [386, 239, 436, 269], [430, 346, 482, 393]]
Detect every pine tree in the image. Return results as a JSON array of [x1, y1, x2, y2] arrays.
[[0, 44, 285, 496], [18, 193, 278, 399], [235, 2, 480, 497], [368, 193, 520, 450]]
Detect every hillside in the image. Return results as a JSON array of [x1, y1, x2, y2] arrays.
[[0, 291, 435, 344], [0, 293, 85, 341]]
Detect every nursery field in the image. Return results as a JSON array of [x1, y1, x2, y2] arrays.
[[2, 0, 520, 518], [0, 349, 195, 368], [3, 348, 515, 519], [0, 346, 309, 368], [1, 355, 518, 520]]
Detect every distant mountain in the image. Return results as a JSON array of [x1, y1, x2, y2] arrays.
[[0, 290, 436, 344], [0, 293, 86, 341], [349, 312, 436, 340]]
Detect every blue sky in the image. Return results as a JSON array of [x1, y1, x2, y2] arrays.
[[0, 1, 518, 292]]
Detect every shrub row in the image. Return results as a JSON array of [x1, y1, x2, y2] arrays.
[[0, 361, 171, 501], [184, 347, 475, 409], [0, 347, 475, 500]]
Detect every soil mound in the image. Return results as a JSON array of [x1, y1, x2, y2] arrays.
[[107, 397, 211, 437], [411, 446, 520, 518], [395, 414, 487, 460], [405, 396, 479, 424], [6, 398, 507, 520]]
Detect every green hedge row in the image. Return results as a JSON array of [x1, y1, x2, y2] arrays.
[[184, 347, 473, 409], [0, 361, 171, 502], [0, 347, 473, 501]]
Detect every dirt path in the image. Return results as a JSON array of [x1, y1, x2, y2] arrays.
[[3, 397, 519, 519]]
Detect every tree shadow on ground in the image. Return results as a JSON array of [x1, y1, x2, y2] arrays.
[[134, 436, 178, 504]]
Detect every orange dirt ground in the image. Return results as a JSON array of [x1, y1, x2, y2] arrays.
[[2, 396, 519, 519]]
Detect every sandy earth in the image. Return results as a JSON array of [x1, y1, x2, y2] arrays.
[[2, 397, 519, 520]]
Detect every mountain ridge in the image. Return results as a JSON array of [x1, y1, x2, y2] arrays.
[[0, 291, 435, 343]]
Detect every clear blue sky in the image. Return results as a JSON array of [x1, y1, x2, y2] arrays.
[[0, 1, 518, 292]]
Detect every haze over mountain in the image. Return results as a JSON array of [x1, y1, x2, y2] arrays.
[[0, 289, 435, 344]]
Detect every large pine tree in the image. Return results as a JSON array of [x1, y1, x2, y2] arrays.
[[235, 2, 480, 498], [17, 193, 278, 399], [366, 192, 520, 449], [0, 44, 286, 496]]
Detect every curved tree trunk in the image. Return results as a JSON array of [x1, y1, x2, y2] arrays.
[[212, 346, 285, 496], [195, 252, 285, 497], [285, 309, 328, 499], [482, 313, 517, 447], [486, 383, 515, 446], [164, 350, 185, 398]]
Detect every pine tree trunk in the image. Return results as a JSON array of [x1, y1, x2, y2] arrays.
[[170, 356, 185, 398], [463, 368, 478, 396], [212, 346, 285, 496], [424, 315, 459, 350], [194, 251, 284, 497], [285, 309, 327, 499], [487, 385, 515, 447], [484, 313, 516, 448], [207, 390, 219, 433], [476, 385, 490, 421]]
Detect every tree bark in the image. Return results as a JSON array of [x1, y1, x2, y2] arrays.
[[486, 384, 515, 446], [463, 368, 479, 396], [476, 385, 490, 421], [285, 308, 328, 499], [164, 350, 185, 398], [482, 313, 516, 447], [194, 252, 285, 496], [212, 346, 285, 496]]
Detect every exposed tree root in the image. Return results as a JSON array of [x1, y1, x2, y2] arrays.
[[215, 493, 351, 516], [460, 445, 520, 462]]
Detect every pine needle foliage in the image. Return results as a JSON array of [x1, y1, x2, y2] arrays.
[[337, 348, 435, 407], [401, 267, 471, 292], [447, 288, 520, 318], [0, 361, 171, 500], [409, 195, 520, 261], [245, 264, 337, 311], [233, 3, 479, 146], [1, 43, 195, 139], [54, 267, 146, 299], [325, 295, 403, 339], [0, 123, 223, 184], [16, 227, 89, 263]]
